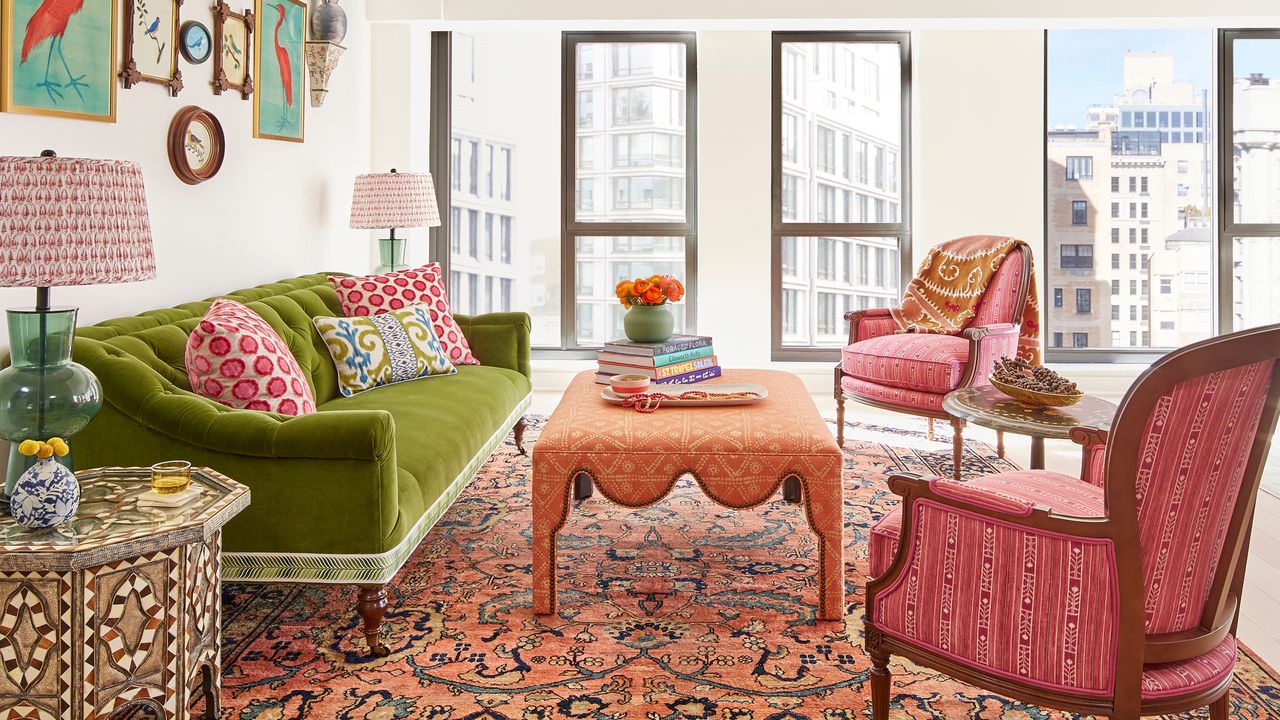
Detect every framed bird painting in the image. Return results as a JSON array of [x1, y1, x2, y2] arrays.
[[252, 0, 304, 142], [213, 0, 252, 98], [120, 0, 181, 95], [0, 0, 118, 121]]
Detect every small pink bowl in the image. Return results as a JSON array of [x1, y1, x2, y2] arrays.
[[609, 374, 651, 395]]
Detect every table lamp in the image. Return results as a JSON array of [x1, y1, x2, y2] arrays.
[[0, 151, 156, 498], [349, 169, 440, 273]]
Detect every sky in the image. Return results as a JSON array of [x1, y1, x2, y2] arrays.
[[1047, 29, 1213, 128]]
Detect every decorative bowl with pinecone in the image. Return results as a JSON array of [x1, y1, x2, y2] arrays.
[[989, 357, 1084, 407]]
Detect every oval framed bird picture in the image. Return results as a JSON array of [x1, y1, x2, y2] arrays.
[[0, 0, 119, 121], [167, 106, 225, 185], [253, 0, 305, 142], [179, 21, 213, 64]]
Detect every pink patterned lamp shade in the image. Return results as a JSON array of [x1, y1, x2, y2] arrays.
[[348, 171, 441, 229], [0, 156, 156, 287]]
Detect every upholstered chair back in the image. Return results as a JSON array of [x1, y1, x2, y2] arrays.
[[1106, 325, 1280, 637], [969, 247, 1027, 328]]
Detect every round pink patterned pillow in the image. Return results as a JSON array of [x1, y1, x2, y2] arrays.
[[327, 263, 479, 366], [185, 299, 316, 415]]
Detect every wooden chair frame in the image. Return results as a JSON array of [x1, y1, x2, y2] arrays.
[[864, 323, 1280, 719], [834, 249, 1034, 479]]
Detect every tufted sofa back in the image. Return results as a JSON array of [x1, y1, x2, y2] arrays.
[[74, 273, 347, 406]]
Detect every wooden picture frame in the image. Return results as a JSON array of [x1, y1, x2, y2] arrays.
[[120, 0, 182, 95], [212, 0, 253, 99], [167, 105, 225, 184], [1, 0, 119, 121], [252, 0, 305, 142]]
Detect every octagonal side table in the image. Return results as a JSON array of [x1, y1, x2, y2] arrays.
[[0, 466, 249, 720]]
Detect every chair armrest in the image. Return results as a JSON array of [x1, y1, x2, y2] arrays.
[[454, 311, 532, 380], [1070, 426, 1109, 488], [845, 307, 898, 345], [869, 472, 1123, 695], [959, 323, 1019, 388]]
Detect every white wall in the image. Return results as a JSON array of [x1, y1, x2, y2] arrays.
[[912, 30, 1044, 267], [0, 0, 374, 337]]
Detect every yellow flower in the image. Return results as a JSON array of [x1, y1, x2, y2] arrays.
[[48, 438, 69, 457], [35, 443, 53, 460], [17, 440, 40, 457]]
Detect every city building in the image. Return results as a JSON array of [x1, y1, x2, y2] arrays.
[[573, 42, 689, 344], [1232, 71, 1280, 331], [778, 42, 902, 347], [1046, 51, 1213, 350]]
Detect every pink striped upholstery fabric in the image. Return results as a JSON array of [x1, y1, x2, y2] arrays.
[[1134, 360, 1276, 634], [871, 475, 1120, 695], [1083, 442, 1107, 488], [970, 247, 1026, 328], [842, 334, 969, 394], [856, 313, 901, 343], [968, 323, 1019, 388], [1140, 635, 1237, 699], [870, 470, 1104, 577], [841, 376, 945, 412]]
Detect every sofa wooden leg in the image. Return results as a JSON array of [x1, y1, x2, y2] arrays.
[[870, 649, 891, 720], [356, 584, 391, 657], [1209, 692, 1230, 720], [513, 416, 528, 455], [951, 419, 964, 481], [782, 476, 801, 503]]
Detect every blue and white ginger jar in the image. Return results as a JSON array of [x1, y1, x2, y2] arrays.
[[10, 457, 80, 529]]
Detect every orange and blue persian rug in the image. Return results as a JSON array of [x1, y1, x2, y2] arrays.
[[220, 418, 1280, 719]]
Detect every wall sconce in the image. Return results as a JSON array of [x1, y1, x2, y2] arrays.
[[305, 0, 346, 107]]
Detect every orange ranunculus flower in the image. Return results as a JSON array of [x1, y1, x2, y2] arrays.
[[660, 276, 684, 302], [632, 278, 652, 295], [642, 286, 664, 304], [649, 274, 663, 285], [615, 280, 633, 299]]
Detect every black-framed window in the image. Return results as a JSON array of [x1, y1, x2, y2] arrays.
[[565, 32, 697, 348], [1046, 29, 1215, 360], [1221, 30, 1280, 333], [1076, 287, 1092, 314], [1071, 200, 1088, 226], [1053, 287, 1063, 308], [772, 31, 911, 358]]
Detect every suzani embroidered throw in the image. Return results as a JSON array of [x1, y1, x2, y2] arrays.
[[890, 235, 1041, 363]]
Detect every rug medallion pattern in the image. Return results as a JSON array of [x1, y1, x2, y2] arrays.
[[221, 418, 1280, 719]]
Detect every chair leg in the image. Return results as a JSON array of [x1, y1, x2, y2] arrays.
[[869, 649, 891, 720], [927, 418, 934, 441], [1209, 692, 1230, 720], [996, 430, 1005, 459], [951, 419, 964, 481], [835, 390, 846, 448]]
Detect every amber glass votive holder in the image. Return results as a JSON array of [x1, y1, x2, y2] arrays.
[[150, 460, 192, 495]]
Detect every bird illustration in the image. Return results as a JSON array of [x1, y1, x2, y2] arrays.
[[225, 33, 243, 70], [185, 130, 206, 161], [20, 0, 91, 103], [271, 3, 293, 111], [142, 14, 165, 63], [144, 16, 160, 37], [187, 34, 205, 52]]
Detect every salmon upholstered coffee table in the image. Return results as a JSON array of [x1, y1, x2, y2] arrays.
[[532, 369, 845, 620]]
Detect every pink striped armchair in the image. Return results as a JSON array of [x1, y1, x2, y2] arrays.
[[864, 324, 1280, 719], [835, 246, 1033, 480]]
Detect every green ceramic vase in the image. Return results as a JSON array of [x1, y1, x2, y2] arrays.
[[623, 304, 674, 343]]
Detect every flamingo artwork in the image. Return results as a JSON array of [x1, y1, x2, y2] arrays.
[[19, 0, 91, 103], [271, 2, 294, 130]]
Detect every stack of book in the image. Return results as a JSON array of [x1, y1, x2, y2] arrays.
[[595, 335, 720, 385]]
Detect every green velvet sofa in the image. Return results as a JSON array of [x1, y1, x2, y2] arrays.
[[70, 273, 532, 655]]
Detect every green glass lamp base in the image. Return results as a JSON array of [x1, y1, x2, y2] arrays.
[[0, 307, 102, 505], [374, 237, 407, 274]]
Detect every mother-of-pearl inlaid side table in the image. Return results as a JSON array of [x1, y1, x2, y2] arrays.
[[0, 467, 248, 720]]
